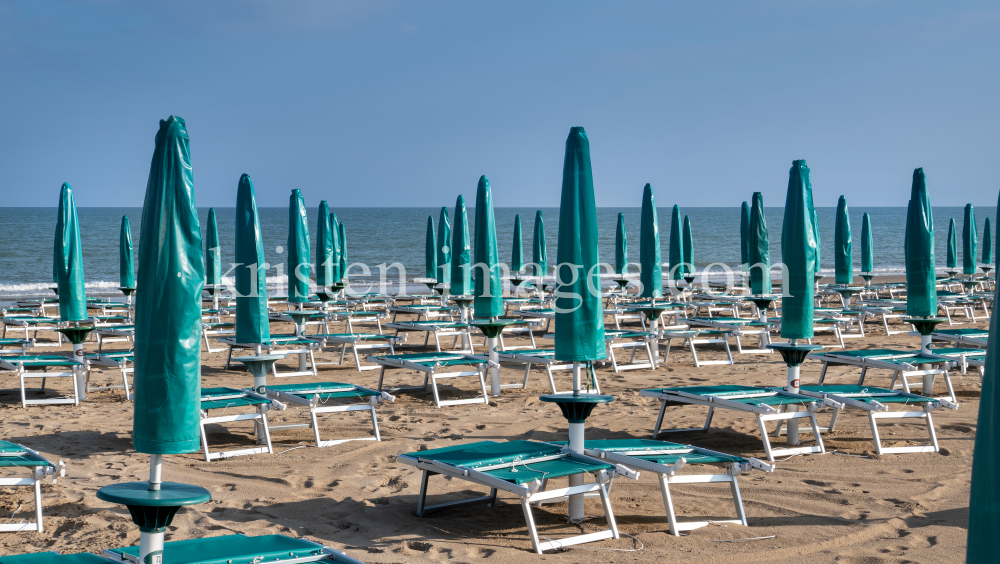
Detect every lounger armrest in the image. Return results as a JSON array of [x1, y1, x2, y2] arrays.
[[822, 397, 846, 410], [747, 458, 774, 473], [614, 464, 640, 480], [321, 547, 369, 564]]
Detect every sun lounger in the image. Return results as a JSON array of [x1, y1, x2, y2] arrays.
[[0, 355, 84, 407], [604, 330, 657, 372], [640, 385, 828, 461], [265, 382, 393, 447], [388, 304, 456, 322], [270, 310, 331, 334], [568, 439, 773, 536], [385, 320, 474, 353], [312, 333, 404, 371], [14, 299, 57, 317], [99, 533, 366, 563], [0, 441, 63, 532], [685, 317, 774, 354], [201, 321, 234, 353], [1, 317, 64, 347], [0, 338, 31, 355], [493, 348, 601, 393], [328, 309, 390, 334], [809, 349, 958, 403], [84, 352, 134, 400], [796, 385, 959, 455], [398, 440, 626, 554], [931, 327, 988, 347], [659, 329, 734, 367], [372, 353, 489, 408], [94, 325, 134, 353], [518, 307, 554, 332], [199, 387, 285, 461], [857, 301, 909, 335], [923, 346, 986, 377], [222, 335, 318, 378]]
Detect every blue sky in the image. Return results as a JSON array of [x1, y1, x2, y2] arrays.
[[1, 1, 998, 208]]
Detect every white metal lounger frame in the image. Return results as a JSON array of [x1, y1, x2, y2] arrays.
[[857, 304, 909, 335], [930, 331, 987, 348], [795, 388, 959, 455], [221, 338, 318, 378], [583, 444, 773, 536], [492, 350, 598, 394], [604, 331, 656, 372], [202, 322, 235, 353], [329, 310, 390, 335], [686, 318, 773, 354], [199, 389, 285, 462], [811, 352, 958, 403], [85, 353, 134, 400], [0, 444, 64, 532], [0, 357, 81, 408], [95, 326, 134, 353], [266, 384, 394, 447], [1, 318, 64, 347], [374, 355, 490, 408], [660, 329, 734, 367], [400, 448, 623, 554], [640, 389, 828, 461], [315, 333, 404, 371], [924, 349, 986, 378], [385, 321, 474, 353]]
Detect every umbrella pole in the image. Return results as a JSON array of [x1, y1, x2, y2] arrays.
[[920, 333, 935, 395], [140, 454, 165, 563], [488, 333, 500, 396], [568, 361, 584, 520], [74, 342, 87, 401], [786, 339, 800, 445]]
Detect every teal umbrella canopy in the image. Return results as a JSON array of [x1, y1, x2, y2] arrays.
[[946, 218, 957, 269], [316, 201, 333, 289], [748, 192, 770, 295], [811, 208, 822, 274], [234, 174, 270, 345], [424, 215, 437, 280], [984, 217, 993, 265], [54, 183, 86, 322], [964, 204, 978, 275], [967, 274, 1000, 561], [338, 221, 347, 280], [861, 212, 874, 273], [780, 160, 819, 339], [904, 168, 936, 316], [205, 208, 220, 288], [133, 116, 204, 454], [682, 215, 693, 275], [554, 127, 605, 362], [615, 212, 627, 275], [436, 207, 451, 285], [330, 212, 341, 283], [120, 215, 135, 289], [511, 214, 524, 273], [450, 195, 472, 296], [740, 201, 750, 269], [287, 190, 310, 302], [834, 195, 853, 284], [639, 184, 662, 298], [473, 175, 502, 318], [533, 210, 547, 276], [668, 205, 685, 280]]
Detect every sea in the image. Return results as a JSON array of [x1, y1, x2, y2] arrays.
[[3, 206, 992, 299]]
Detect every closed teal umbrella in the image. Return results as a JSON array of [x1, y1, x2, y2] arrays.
[[54, 183, 86, 322], [834, 195, 853, 285], [748, 192, 769, 296], [120, 215, 135, 290], [554, 127, 606, 363], [473, 176, 502, 319], [946, 218, 958, 271], [205, 208, 220, 293], [905, 168, 937, 317], [984, 217, 993, 266], [668, 205, 684, 281], [133, 116, 203, 455], [424, 215, 437, 280], [330, 212, 341, 284], [861, 212, 874, 273], [682, 215, 693, 277], [811, 207, 821, 278], [639, 184, 662, 298], [533, 210, 547, 277], [316, 201, 333, 292], [437, 207, 451, 285], [235, 174, 270, 346], [511, 214, 524, 273], [781, 160, 818, 340], [450, 195, 471, 296], [964, 204, 978, 275], [287, 190, 310, 302], [615, 212, 627, 275], [338, 221, 347, 283], [740, 201, 750, 272]]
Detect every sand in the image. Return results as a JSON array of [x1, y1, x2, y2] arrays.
[[0, 294, 979, 563]]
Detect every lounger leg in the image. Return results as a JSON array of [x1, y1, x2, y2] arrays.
[[520, 364, 531, 390], [926, 412, 940, 452], [598, 483, 620, 539], [34, 478, 44, 533], [370, 406, 381, 441], [521, 498, 543, 554], [858, 366, 868, 386], [200, 419, 212, 462], [653, 401, 667, 439], [339, 344, 347, 365], [756, 415, 775, 462], [544, 365, 556, 394], [730, 474, 748, 526], [828, 408, 841, 433], [868, 413, 884, 455], [430, 375, 442, 408], [416, 470, 431, 517], [311, 409, 323, 446], [377, 366, 386, 392], [819, 362, 829, 385], [658, 473, 680, 536], [225, 346, 234, 370], [261, 412, 274, 454]]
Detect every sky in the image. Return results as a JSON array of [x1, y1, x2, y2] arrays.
[[1, 1, 998, 209]]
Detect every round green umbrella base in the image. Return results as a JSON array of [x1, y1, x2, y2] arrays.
[[96, 481, 210, 533], [902, 318, 947, 336], [766, 343, 823, 367], [468, 318, 524, 338], [56, 326, 94, 345], [540, 393, 614, 424]]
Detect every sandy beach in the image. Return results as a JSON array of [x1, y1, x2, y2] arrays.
[[0, 283, 979, 563]]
